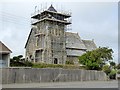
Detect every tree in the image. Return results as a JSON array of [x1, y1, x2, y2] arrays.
[[78, 47, 113, 70], [10, 55, 32, 67], [109, 69, 117, 79], [110, 61, 116, 66], [12, 55, 24, 62], [10, 55, 24, 66], [102, 65, 111, 75], [109, 61, 116, 69], [65, 60, 74, 65]]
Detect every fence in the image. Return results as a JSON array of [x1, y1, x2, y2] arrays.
[[1, 68, 107, 84]]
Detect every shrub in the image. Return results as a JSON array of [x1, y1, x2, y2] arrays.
[[102, 65, 111, 75], [32, 63, 63, 68], [24, 61, 33, 67], [65, 60, 74, 65], [109, 69, 117, 79], [32, 63, 85, 69]]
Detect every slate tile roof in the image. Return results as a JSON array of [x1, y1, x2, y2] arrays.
[[66, 32, 97, 56], [82, 40, 97, 51], [66, 32, 87, 50]]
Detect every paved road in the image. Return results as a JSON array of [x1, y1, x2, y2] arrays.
[[2, 80, 118, 88]]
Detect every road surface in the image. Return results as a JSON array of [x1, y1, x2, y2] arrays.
[[2, 80, 119, 88]]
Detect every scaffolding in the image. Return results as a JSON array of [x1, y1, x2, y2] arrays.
[[30, 4, 72, 64]]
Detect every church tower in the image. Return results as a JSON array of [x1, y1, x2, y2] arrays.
[[28, 5, 71, 64]]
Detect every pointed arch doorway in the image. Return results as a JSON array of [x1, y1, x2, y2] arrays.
[[54, 58, 58, 64]]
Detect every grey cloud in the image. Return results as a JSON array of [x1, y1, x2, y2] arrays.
[[0, 2, 118, 63]]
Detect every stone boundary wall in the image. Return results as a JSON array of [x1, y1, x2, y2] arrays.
[[1, 68, 107, 84]]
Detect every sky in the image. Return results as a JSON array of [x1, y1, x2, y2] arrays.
[[0, 0, 118, 63]]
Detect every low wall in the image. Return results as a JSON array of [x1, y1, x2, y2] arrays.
[[1, 68, 107, 84]]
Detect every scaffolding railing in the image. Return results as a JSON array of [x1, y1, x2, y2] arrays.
[[31, 8, 71, 19], [31, 17, 71, 25], [31, 4, 71, 62]]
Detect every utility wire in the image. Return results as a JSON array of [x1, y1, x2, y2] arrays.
[[1, 14, 30, 22], [0, 10, 32, 25], [0, 13, 30, 22], [0, 11, 31, 26], [0, 11, 30, 20], [0, 18, 31, 26]]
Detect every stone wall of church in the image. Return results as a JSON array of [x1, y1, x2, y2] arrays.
[[67, 56, 79, 65], [25, 28, 36, 62]]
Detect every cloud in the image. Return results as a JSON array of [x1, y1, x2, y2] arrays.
[[0, 2, 118, 63], [1, 23, 30, 57]]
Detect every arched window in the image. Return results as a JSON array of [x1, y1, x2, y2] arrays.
[[54, 58, 58, 64], [30, 55, 32, 59]]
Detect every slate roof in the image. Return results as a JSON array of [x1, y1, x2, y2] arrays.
[[66, 32, 87, 50], [82, 40, 97, 51], [66, 32, 97, 56], [0, 41, 12, 54], [48, 5, 57, 12]]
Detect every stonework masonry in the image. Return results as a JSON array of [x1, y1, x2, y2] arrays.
[[25, 5, 97, 64]]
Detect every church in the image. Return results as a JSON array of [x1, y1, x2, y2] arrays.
[[25, 5, 97, 64]]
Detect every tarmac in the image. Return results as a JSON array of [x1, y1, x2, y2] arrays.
[[2, 80, 119, 88]]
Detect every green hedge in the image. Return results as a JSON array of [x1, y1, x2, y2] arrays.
[[32, 63, 86, 69], [65, 60, 74, 65]]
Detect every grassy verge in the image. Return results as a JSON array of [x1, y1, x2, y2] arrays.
[[32, 63, 86, 69]]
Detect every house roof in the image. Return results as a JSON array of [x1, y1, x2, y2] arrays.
[[48, 5, 57, 12], [66, 32, 87, 50], [82, 40, 97, 51], [0, 41, 12, 54]]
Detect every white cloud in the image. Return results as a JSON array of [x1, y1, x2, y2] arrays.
[[0, 1, 118, 63]]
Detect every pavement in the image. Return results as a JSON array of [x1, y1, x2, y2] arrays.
[[2, 80, 119, 88]]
